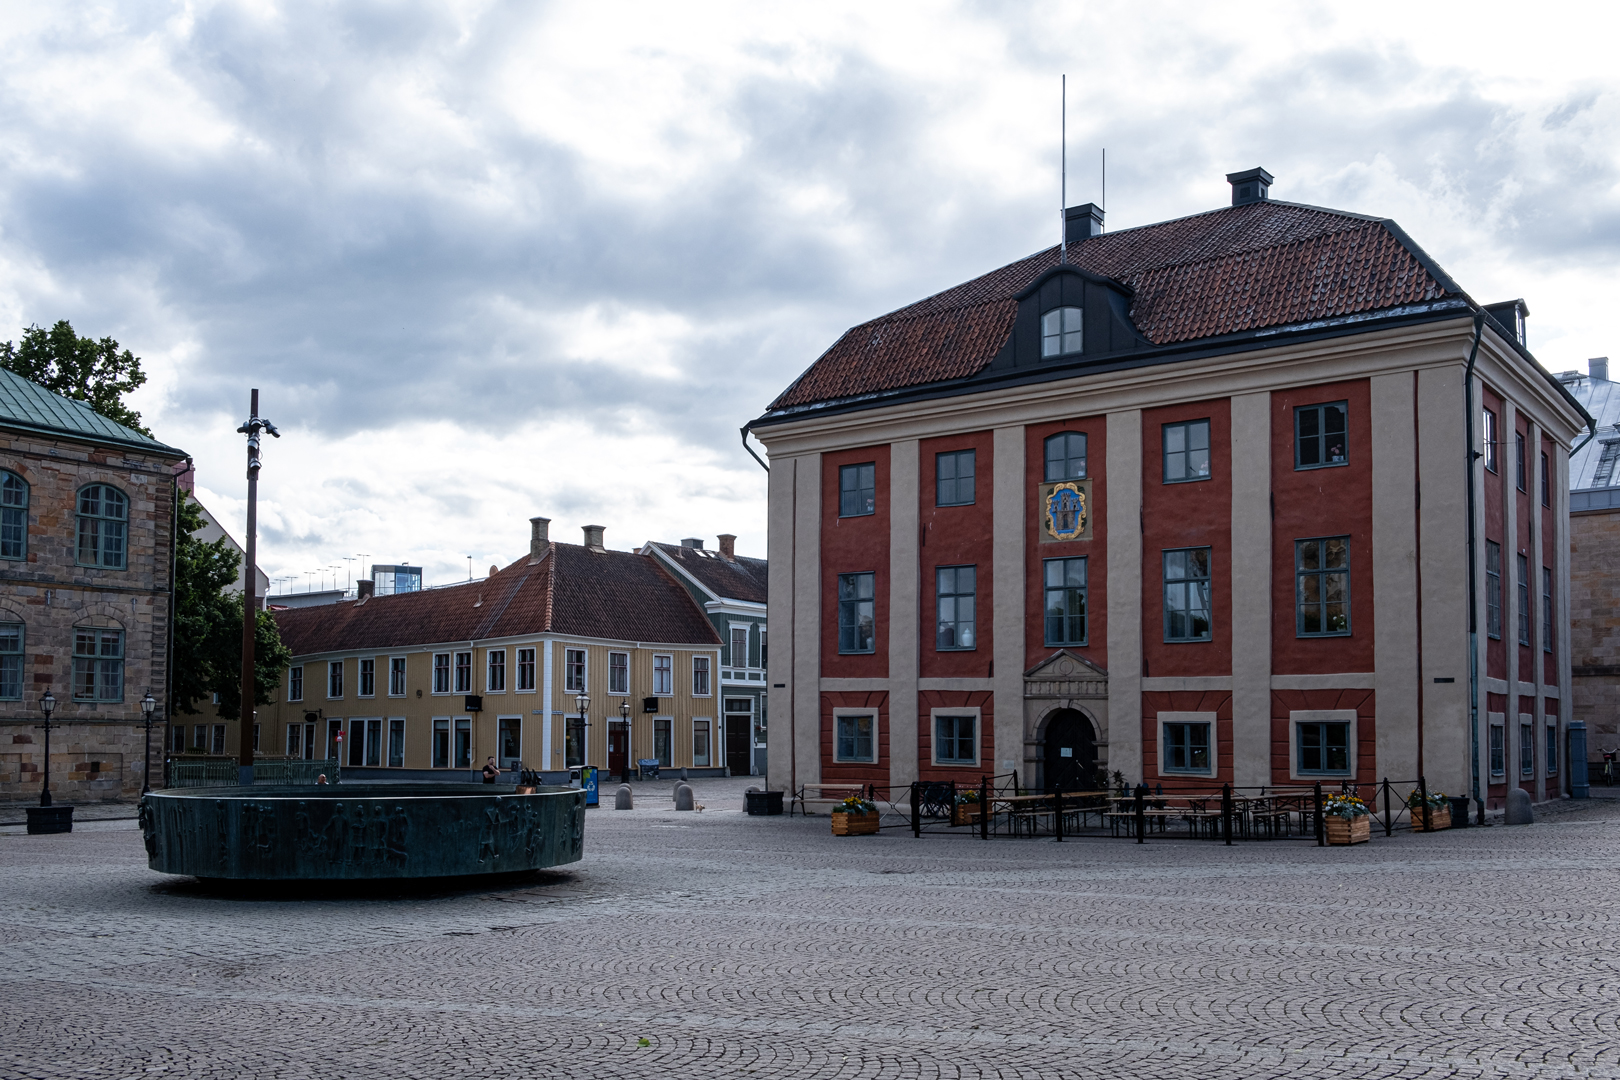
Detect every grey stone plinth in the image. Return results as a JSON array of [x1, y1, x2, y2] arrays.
[[1505, 787, 1534, 825], [614, 785, 633, 810], [674, 784, 694, 811], [138, 784, 584, 880]]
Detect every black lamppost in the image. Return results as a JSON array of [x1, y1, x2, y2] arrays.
[[619, 700, 632, 784], [140, 692, 158, 795], [575, 691, 590, 771], [37, 690, 56, 807]]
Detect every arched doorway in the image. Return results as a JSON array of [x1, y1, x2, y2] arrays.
[[1043, 709, 1098, 792]]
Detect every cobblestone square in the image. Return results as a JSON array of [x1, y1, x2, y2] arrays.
[[3, 780, 1618, 1080]]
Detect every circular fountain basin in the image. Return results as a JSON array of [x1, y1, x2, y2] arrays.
[[139, 784, 584, 880]]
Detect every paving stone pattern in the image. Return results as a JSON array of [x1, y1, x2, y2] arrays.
[[3, 777, 1619, 1080]]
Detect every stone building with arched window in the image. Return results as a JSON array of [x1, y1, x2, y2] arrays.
[[0, 368, 187, 802]]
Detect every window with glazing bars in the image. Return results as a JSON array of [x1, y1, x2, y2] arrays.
[[76, 484, 127, 568], [1296, 537, 1350, 636], [328, 660, 343, 698], [359, 658, 375, 696], [289, 665, 304, 701], [1041, 306, 1083, 357], [653, 655, 672, 696], [838, 572, 875, 653], [1520, 722, 1534, 776], [487, 650, 505, 692], [565, 649, 586, 692], [1489, 724, 1505, 776], [517, 648, 535, 691], [1516, 431, 1527, 490], [432, 653, 450, 694], [936, 449, 975, 506], [934, 714, 976, 764], [1542, 566, 1553, 653], [730, 626, 749, 668], [836, 714, 875, 762], [0, 622, 21, 700], [936, 566, 976, 650], [1517, 554, 1530, 646], [1043, 432, 1087, 481], [1482, 409, 1498, 472], [608, 651, 628, 694], [0, 471, 26, 560], [73, 627, 123, 701], [1541, 451, 1551, 506], [1163, 548, 1211, 641], [1547, 719, 1559, 775], [1297, 721, 1350, 775], [839, 463, 876, 517], [1163, 722, 1210, 773], [1296, 402, 1348, 469], [454, 652, 472, 694], [389, 657, 407, 696], [1163, 419, 1211, 482], [1485, 541, 1503, 639], [1043, 557, 1087, 646], [693, 656, 710, 696]]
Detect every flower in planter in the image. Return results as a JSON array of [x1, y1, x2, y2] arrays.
[[1406, 789, 1448, 809], [836, 795, 877, 815], [955, 790, 980, 805], [1324, 794, 1370, 819]]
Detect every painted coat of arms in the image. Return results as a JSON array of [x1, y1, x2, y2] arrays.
[[1044, 482, 1088, 541]]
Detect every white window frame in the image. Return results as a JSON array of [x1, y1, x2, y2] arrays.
[[652, 654, 673, 696], [288, 665, 304, 702], [327, 660, 344, 700], [516, 647, 536, 693], [565, 648, 587, 693], [486, 648, 506, 693], [832, 707, 879, 764], [432, 653, 451, 695], [1519, 712, 1535, 778], [730, 625, 750, 669], [692, 717, 713, 768], [1488, 712, 1506, 777], [608, 651, 629, 695], [453, 651, 473, 695], [387, 717, 406, 768], [1156, 711, 1217, 777], [1287, 709, 1357, 781], [358, 657, 375, 698], [929, 706, 981, 767], [692, 655, 711, 697], [388, 657, 407, 697]]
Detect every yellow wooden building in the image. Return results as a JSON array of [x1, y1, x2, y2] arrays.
[[239, 519, 726, 780]]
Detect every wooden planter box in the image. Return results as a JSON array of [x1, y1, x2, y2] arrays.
[[1410, 805, 1451, 832], [952, 803, 982, 827], [1325, 814, 1370, 845], [831, 811, 880, 836]]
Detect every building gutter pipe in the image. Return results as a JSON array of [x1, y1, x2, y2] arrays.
[[740, 425, 769, 473], [1463, 311, 1485, 817]]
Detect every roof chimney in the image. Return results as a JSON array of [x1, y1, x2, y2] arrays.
[[1226, 167, 1273, 206], [680, 538, 703, 550], [582, 524, 606, 553], [1064, 203, 1104, 242], [1591, 357, 1609, 382], [356, 579, 374, 601], [529, 516, 550, 562], [717, 534, 737, 561]]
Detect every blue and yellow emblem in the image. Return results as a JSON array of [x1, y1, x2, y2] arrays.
[[1044, 482, 1088, 541]]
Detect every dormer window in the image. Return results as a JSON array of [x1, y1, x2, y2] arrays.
[[1041, 307, 1083, 358]]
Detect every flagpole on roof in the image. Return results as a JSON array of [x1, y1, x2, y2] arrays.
[[1059, 74, 1066, 265]]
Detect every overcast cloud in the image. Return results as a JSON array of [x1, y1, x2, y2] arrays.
[[2, 1, 1617, 591]]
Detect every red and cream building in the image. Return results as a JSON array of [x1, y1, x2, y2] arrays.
[[752, 169, 1590, 810]]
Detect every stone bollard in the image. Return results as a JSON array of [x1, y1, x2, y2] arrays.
[[614, 785, 633, 810], [674, 784, 695, 811], [1505, 786, 1534, 825]]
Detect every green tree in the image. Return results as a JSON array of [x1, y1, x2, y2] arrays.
[[0, 319, 149, 435], [171, 492, 292, 721]]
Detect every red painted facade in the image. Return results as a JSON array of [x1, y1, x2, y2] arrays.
[[1141, 690, 1233, 786], [920, 430, 994, 680], [1268, 688, 1377, 788], [1484, 389, 1509, 680], [819, 690, 889, 787], [1023, 417, 1108, 673], [916, 689, 995, 782], [1270, 380, 1375, 675], [821, 445, 890, 679]]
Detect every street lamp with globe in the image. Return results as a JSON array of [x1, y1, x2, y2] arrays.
[[37, 690, 56, 807], [140, 693, 158, 795], [619, 700, 632, 784], [575, 691, 590, 772]]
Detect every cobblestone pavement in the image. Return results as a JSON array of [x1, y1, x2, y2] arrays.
[[3, 777, 1618, 1080]]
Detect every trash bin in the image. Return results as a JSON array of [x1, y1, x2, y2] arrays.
[[744, 790, 784, 816], [1448, 795, 1471, 827], [581, 766, 599, 807]]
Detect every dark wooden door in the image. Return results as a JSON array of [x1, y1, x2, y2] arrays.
[[1043, 709, 1097, 792], [607, 722, 629, 777], [725, 718, 752, 775]]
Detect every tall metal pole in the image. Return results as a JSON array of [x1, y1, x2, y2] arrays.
[[236, 390, 278, 785]]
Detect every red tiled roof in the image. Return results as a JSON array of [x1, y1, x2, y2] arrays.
[[768, 201, 1453, 410], [274, 543, 720, 658], [650, 542, 768, 604]]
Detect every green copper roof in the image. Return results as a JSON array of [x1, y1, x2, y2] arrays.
[[0, 367, 184, 456]]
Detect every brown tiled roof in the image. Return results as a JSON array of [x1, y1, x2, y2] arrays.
[[769, 201, 1455, 410], [274, 543, 720, 658], [650, 542, 768, 604]]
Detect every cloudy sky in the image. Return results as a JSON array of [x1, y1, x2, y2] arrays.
[[2, 1, 1616, 592]]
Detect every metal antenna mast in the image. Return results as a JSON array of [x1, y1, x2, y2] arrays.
[[1059, 74, 1066, 264]]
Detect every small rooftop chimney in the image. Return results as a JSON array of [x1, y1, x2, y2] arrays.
[[1483, 299, 1530, 347], [529, 516, 550, 562], [680, 538, 704, 550], [356, 579, 374, 601], [1064, 203, 1104, 243], [582, 524, 606, 553], [1591, 357, 1609, 382], [717, 534, 737, 561], [1226, 167, 1273, 206]]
